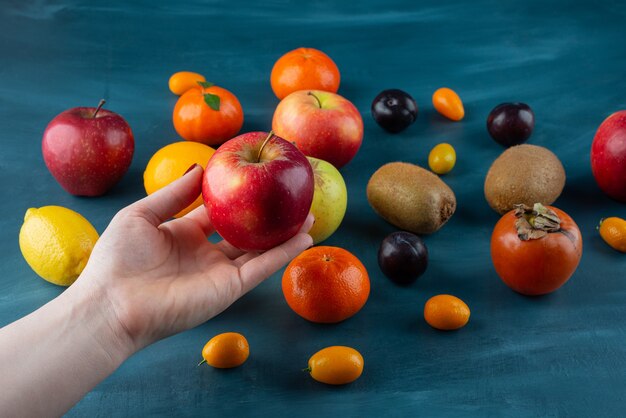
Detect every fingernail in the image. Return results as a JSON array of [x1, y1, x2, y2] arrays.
[[183, 163, 200, 176]]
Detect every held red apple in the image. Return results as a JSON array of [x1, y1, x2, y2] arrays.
[[202, 131, 314, 251], [42, 100, 134, 196], [591, 110, 626, 201], [272, 90, 363, 169]]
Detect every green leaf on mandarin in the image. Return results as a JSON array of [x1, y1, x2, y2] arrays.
[[203, 93, 220, 111]]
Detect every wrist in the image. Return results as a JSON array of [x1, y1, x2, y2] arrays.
[[0, 273, 137, 416], [61, 276, 137, 367]]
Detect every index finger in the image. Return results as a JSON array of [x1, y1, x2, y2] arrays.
[[237, 214, 314, 294]]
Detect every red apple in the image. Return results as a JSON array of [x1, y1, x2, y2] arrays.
[[272, 90, 363, 168], [591, 110, 626, 201], [202, 131, 314, 251], [42, 100, 134, 196]]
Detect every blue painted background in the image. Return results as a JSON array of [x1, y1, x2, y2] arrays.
[[1, 1, 625, 416]]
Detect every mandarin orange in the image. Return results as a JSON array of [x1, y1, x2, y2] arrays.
[[271, 47, 340, 100], [282, 246, 369, 323]]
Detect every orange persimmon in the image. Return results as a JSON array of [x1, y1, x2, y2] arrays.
[[491, 203, 582, 295]]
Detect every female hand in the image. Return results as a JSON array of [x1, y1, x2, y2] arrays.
[[77, 164, 314, 352], [0, 164, 313, 417]]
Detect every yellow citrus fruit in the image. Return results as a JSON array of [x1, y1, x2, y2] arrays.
[[199, 332, 249, 368], [428, 143, 456, 175], [143, 141, 216, 218], [168, 71, 206, 95], [306, 346, 364, 385], [598, 217, 626, 252], [19, 206, 99, 286], [432, 87, 464, 121], [424, 294, 470, 331]]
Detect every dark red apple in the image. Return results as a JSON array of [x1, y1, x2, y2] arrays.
[[272, 90, 364, 169], [42, 100, 134, 196], [202, 131, 314, 251], [591, 110, 626, 201]]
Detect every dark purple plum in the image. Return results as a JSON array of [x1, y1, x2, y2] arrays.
[[487, 102, 535, 147], [371, 89, 418, 133], [378, 231, 428, 286]]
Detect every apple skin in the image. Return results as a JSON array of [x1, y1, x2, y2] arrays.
[[306, 156, 347, 244], [202, 131, 314, 252], [42, 106, 134, 196], [591, 110, 626, 201], [272, 90, 363, 169]]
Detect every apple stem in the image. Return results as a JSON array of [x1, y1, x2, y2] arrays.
[[92, 99, 106, 118], [257, 130, 274, 162], [307, 91, 322, 108]]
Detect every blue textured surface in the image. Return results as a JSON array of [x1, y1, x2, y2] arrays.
[[1, 1, 626, 416]]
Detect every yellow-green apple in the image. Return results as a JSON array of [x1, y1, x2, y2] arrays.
[[202, 131, 314, 251], [272, 90, 363, 168], [307, 156, 347, 244], [42, 100, 134, 196]]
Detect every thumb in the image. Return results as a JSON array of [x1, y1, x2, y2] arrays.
[[130, 164, 204, 226]]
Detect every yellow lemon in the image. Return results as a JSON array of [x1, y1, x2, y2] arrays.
[[143, 141, 216, 218], [19, 206, 99, 286]]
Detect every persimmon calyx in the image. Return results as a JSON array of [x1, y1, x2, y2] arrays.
[[514, 203, 561, 240]]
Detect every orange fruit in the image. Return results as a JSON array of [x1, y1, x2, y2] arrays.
[[598, 216, 626, 252], [143, 141, 215, 218], [432, 87, 464, 121], [282, 246, 370, 323], [173, 83, 244, 146], [199, 332, 249, 368], [270, 47, 340, 100], [306, 346, 364, 385], [169, 71, 206, 95], [424, 294, 470, 331]]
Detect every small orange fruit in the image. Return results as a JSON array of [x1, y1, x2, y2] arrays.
[[424, 294, 470, 331], [169, 71, 206, 95], [198, 332, 249, 368], [428, 143, 456, 175], [432, 87, 464, 121], [282, 246, 370, 323], [271, 47, 340, 100], [143, 141, 215, 218], [598, 217, 626, 252], [173, 82, 244, 145], [306, 346, 364, 385]]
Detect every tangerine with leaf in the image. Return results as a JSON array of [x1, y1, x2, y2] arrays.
[[173, 81, 243, 146]]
